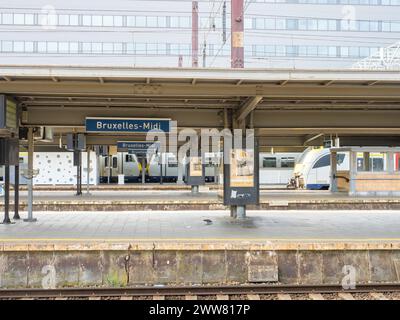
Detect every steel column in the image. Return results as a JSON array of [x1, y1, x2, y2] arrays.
[[86, 148, 91, 195], [192, 1, 199, 68], [24, 127, 37, 222], [2, 164, 12, 224], [231, 0, 244, 68], [13, 164, 20, 220]]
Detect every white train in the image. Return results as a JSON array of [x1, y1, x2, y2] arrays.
[[289, 147, 387, 190], [259, 153, 300, 185]]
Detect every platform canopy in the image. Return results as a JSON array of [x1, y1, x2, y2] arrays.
[[1, 65, 400, 150]]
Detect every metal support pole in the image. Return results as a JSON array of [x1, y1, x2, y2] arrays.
[[2, 164, 12, 224], [192, 1, 199, 67], [191, 185, 199, 195], [330, 151, 338, 193], [236, 205, 246, 219], [141, 157, 145, 184], [86, 148, 91, 195], [231, 0, 244, 68], [13, 164, 20, 220], [24, 127, 36, 222]]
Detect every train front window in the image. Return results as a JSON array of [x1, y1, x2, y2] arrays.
[[281, 157, 295, 168], [312, 154, 330, 169], [262, 157, 277, 168]]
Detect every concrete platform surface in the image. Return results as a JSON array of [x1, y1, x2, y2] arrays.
[[1, 210, 400, 244]]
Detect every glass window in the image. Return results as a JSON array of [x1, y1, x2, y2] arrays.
[[158, 16, 167, 28], [263, 157, 277, 168], [255, 18, 264, 29], [392, 22, 400, 32], [299, 19, 308, 30], [349, 47, 359, 57], [70, 42, 79, 53], [2, 41, 12, 52], [308, 46, 318, 56], [25, 41, 34, 52], [92, 15, 102, 26], [286, 19, 298, 30], [276, 18, 286, 29], [281, 157, 295, 168], [360, 47, 370, 57], [265, 18, 275, 29], [82, 42, 91, 53], [147, 43, 157, 54], [92, 42, 102, 53], [114, 43, 123, 54], [328, 19, 337, 31], [147, 16, 157, 27], [382, 22, 391, 32], [244, 18, 252, 29], [170, 17, 179, 28], [38, 42, 47, 53], [14, 14, 25, 25], [136, 16, 146, 27], [180, 17, 191, 28], [136, 43, 146, 54], [82, 15, 92, 26], [370, 21, 379, 31], [359, 20, 369, 31], [340, 46, 349, 57], [25, 14, 34, 25], [318, 19, 328, 30], [70, 15, 79, 26], [357, 152, 386, 172], [58, 14, 70, 25], [14, 41, 24, 52], [158, 43, 167, 54], [114, 16, 123, 26], [126, 43, 134, 53], [48, 42, 58, 53], [319, 46, 328, 56], [308, 19, 318, 30], [127, 16, 135, 27], [103, 43, 113, 53], [313, 155, 330, 169], [2, 13, 13, 24], [329, 46, 337, 57], [103, 16, 114, 27], [59, 42, 69, 53]]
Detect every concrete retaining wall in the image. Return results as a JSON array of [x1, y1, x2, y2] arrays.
[[1, 247, 399, 288]]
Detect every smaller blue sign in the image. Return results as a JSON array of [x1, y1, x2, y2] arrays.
[[117, 141, 159, 152], [86, 117, 170, 133]]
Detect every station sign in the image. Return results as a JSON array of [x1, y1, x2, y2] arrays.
[[117, 141, 159, 154], [86, 117, 171, 133], [0, 95, 17, 133]]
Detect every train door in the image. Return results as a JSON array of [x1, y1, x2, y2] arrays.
[[123, 153, 141, 183]]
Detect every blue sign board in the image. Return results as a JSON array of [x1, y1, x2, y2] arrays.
[[86, 117, 171, 133], [117, 141, 159, 153]]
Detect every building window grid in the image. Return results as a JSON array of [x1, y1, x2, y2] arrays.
[[1, 12, 400, 32], [0, 40, 385, 59]]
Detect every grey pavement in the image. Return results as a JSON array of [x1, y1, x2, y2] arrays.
[[0, 189, 394, 203], [1, 210, 400, 241]]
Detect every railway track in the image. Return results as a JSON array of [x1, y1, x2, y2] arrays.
[[1, 284, 400, 300]]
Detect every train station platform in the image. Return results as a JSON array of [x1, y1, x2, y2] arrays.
[[1, 210, 400, 289], [2, 189, 400, 211]]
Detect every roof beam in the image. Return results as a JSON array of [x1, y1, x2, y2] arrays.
[[236, 95, 263, 121]]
